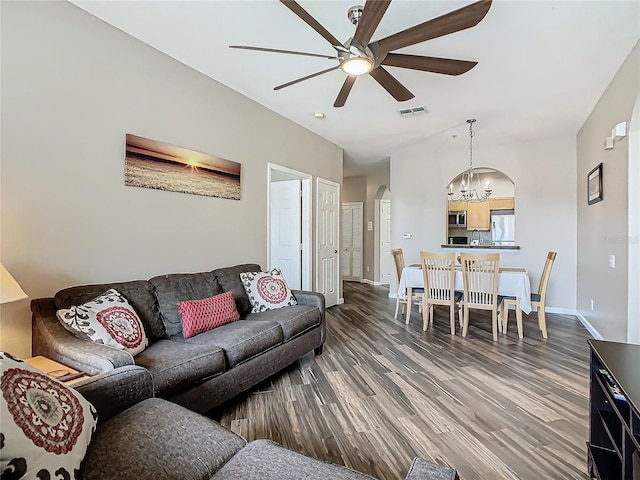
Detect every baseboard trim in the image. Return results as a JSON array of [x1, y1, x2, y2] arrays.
[[360, 279, 384, 286], [337, 298, 345, 305], [575, 313, 603, 339], [544, 307, 576, 315]]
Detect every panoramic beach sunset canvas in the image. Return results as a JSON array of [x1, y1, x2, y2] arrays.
[[125, 134, 241, 200]]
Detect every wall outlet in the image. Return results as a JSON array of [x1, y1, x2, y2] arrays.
[[367, 221, 373, 231], [366, 266, 370, 272], [402, 232, 413, 239], [590, 299, 594, 311]]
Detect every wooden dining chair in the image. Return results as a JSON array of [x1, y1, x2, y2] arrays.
[[419, 251, 463, 335], [391, 248, 423, 322], [501, 251, 557, 339], [460, 253, 503, 341]]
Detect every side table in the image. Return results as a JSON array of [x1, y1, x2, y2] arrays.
[[26, 355, 88, 385]]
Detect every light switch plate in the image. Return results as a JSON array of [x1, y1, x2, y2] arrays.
[[609, 255, 616, 268], [367, 221, 373, 231], [402, 232, 413, 239]]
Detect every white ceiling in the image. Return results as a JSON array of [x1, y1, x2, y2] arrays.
[[71, 0, 640, 176]]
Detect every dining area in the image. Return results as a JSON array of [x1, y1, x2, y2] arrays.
[[392, 249, 557, 341]]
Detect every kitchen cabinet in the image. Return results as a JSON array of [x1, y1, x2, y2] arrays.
[[490, 197, 515, 210], [466, 201, 490, 230], [448, 200, 467, 212]]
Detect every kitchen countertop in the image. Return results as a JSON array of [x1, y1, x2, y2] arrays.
[[441, 244, 520, 250]]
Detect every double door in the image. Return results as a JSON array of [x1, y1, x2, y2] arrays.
[[342, 203, 362, 281]]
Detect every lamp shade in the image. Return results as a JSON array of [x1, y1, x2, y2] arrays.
[[1, 263, 28, 304]]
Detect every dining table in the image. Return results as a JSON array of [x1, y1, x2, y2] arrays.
[[397, 264, 532, 314]]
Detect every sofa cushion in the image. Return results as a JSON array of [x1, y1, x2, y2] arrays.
[[179, 291, 240, 339], [56, 289, 148, 356], [404, 457, 458, 480], [55, 280, 165, 340], [182, 320, 283, 368], [0, 352, 98, 480], [240, 268, 298, 313], [213, 263, 261, 316], [245, 305, 320, 341], [134, 339, 225, 397], [149, 272, 223, 337], [211, 439, 376, 480], [80, 398, 246, 480]]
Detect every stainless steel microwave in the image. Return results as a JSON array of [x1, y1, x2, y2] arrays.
[[448, 212, 466, 227]]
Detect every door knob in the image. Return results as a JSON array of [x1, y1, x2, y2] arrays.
[[334, 250, 338, 254]]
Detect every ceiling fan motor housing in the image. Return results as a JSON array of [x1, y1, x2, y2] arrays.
[[347, 5, 364, 25]]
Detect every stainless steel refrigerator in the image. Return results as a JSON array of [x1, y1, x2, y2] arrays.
[[491, 213, 515, 246]]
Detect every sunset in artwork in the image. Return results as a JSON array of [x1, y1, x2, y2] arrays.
[[125, 134, 241, 200]]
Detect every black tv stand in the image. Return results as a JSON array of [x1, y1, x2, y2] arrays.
[[588, 339, 640, 479]]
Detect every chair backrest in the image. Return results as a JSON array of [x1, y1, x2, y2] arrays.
[[420, 251, 456, 302], [537, 251, 557, 300], [460, 253, 500, 307], [391, 248, 405, 283]]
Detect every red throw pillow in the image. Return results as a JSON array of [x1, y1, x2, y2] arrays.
[[178, 291, 240, 339]]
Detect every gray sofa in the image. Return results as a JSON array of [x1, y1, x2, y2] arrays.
[[74, 366, 458, 480], [32, 264, 325, 413]]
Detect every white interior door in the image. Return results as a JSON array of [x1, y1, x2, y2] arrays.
[[268, 164, 312, 291], [379, 199, 393, 285], [317, 178, 340, 307], [342, 202, 362, 281], [270, 179, 301, 290]]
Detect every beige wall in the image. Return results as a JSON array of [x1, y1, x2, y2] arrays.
[[577, 42, 639, 341], [0, 1, 342, 357], [391, 135, 577, 311]]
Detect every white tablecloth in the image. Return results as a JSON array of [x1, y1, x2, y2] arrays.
[[397, 266, 532, 314]]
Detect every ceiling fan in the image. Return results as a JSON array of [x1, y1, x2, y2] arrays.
[[230, 0, 492, 108]]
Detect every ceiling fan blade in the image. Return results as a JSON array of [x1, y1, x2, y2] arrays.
[[369, 67, 414, 102], [229, 46, 338, 60], [280, 0, 343, 47], [353, 0, 391, 47], [382, 53, 477, 75], [274, 65, 340, 91], [334, 76, 357, 108], [375, 0, 492, 54]]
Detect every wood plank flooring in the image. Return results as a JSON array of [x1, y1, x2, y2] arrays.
[[217, 282, 591, 479]]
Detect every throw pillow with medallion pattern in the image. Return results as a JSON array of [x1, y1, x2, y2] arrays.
[[56, 288, 148, 356], [240, 268, 298, 313], [0, 352, 98, 479]]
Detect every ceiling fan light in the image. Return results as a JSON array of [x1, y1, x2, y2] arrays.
[[341, 57, 372, 76]]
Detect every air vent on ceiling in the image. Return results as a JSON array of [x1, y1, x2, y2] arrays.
[[398, 106, 428, 118]]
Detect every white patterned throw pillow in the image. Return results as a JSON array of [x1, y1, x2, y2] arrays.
[[56, 288, 148, 356], [240, 268, 298, 313], [0, 352, 97, 479]]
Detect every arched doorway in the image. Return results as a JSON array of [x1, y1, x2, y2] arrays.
[[374, 186, 392, 285]]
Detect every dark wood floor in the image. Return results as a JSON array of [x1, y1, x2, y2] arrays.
[[218, 282, 591, 480]]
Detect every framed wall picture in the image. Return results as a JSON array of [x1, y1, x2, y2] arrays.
[[587, 163, 603, 205], [125, 134, 241, 200]]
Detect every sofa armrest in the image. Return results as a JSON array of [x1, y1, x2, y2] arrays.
[[291, 290, 326, 346], [292, 290, 325, 314], [404, 458, 458, 480], [31, 298, 134, 375], [73, 366, 154, 422]]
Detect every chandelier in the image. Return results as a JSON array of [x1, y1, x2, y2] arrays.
[[447, 119, 492, 202]]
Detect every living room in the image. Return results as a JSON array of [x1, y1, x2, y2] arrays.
[[1, 1, 639, 479]]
